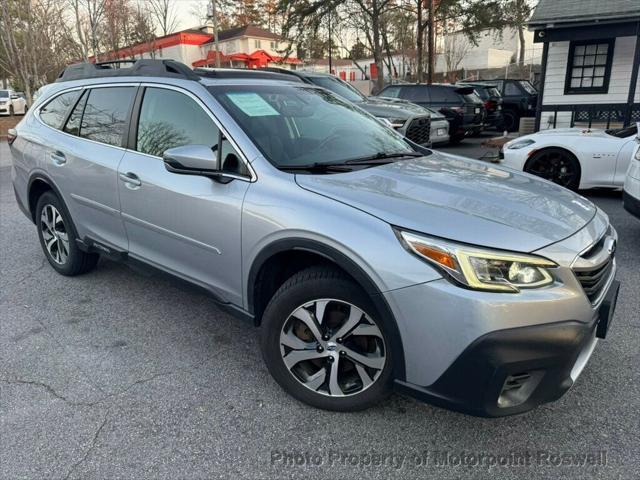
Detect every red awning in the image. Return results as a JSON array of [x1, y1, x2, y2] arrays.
[[192, 50, 302, 69]]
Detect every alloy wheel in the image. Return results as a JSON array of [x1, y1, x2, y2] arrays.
[[527, 151, 578, 188], [279, 299, 386, 397], [40, 204, 69, 264]]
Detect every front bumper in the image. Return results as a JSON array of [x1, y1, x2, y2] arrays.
[[386, 212, 618, 416], [394, 280, 619, 417]]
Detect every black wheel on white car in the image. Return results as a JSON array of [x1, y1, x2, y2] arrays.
[[525, 148, 581, 191], [260, 266, 393, 411], [9, 105, 14, 116], [35, 191, 99, 276]]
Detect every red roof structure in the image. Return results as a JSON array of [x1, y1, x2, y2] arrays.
[[192, 49, 302, 69]]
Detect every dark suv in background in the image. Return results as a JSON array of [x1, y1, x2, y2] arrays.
[[458, 83, 503, 131], [377, 84, 485, 144], [472, 79, 538, 132]]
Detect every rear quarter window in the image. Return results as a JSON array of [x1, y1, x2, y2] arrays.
[[39, 90, 81, 129]]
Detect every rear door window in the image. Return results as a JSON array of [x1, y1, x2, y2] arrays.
[[80, 87, 135, 147], [39, 90, 81, 129]]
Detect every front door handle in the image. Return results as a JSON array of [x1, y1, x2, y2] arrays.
[[119, 172, 142, 187], [50, 151, 66, 165]]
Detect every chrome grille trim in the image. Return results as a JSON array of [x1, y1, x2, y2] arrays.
[[572, 225, 616, 306]]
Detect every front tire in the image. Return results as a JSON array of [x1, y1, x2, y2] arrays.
[[35, 191, 99, 276], [260, 266, 394, 411], [524, 148, 581, 191]]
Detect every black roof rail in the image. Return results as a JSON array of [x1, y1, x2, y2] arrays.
[[55, 59, 200, 83], [193, 67, 304, 83]]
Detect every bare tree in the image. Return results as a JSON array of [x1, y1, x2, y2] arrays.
[[0, 0, 78, 102], [147, 0, 178, 37], [442, 31, 472, 80]]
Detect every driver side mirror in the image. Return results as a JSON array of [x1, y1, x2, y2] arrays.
[[163, 144, 222, 178]]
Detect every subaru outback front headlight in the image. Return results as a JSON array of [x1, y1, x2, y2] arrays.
[[397, 230, 556, 292]]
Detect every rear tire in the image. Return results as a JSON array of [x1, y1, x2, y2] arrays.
[[503, 110, 519, 132], [260, 266, 394, 411], [35, 191, 99, 276]]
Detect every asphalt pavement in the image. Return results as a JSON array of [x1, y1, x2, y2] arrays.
[[1, 139, 639, 480]]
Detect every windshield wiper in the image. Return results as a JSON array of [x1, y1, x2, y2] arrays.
[[344, 151, 423, 164], [278, 162, 355, 172], [278, 151, 423, 172]]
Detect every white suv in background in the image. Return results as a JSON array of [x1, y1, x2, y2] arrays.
[[0, 89, 28, 116], [624, 139, 640, 220]]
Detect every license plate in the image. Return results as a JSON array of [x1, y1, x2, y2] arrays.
[[497, 105, 502, 111], [475, 107, 480, 114], [596, 280, 620, 339], [437, 128, 446, 136]]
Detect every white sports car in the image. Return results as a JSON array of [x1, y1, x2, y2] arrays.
[[501, 125, 637, 191]]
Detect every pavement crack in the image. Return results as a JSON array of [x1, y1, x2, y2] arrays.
[[62, 408, 110, 480], [0, 378, 101, 407]]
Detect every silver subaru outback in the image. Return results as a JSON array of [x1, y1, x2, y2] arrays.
[[9, 60, 619, 416]]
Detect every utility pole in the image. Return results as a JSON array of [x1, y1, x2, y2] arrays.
[[207, 0, 221, 67]]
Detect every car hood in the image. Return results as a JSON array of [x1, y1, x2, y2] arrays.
[[359, 96, 431, 119], [295, 152, 596, 252], [531, 128, 612, 139]]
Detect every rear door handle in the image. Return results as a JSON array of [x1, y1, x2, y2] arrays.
[[50, 151, 66, 165], [119, 172, 141, 187]]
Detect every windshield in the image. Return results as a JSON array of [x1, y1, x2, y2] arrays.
[[309, 76, 366, 103], [0, 91, 8, 98], [605, 125, 637, 138], [210, 85, 413, 168], [519, 81, 537, 95]]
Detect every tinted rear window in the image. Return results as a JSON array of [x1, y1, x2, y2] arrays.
[[430, 86, 460, 103], [39, 90, 81, 129], [80, 87, 135, 147], [519, 80, 537, 95], [400, 86, 428, 102], [462, 92, 482, 104]]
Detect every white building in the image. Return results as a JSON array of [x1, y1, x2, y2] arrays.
[[529, 0, 640, 130]]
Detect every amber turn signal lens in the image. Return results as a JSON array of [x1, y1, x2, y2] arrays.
[[410, 243, 456, 270]]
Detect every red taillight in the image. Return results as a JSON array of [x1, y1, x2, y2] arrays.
[[7, 128, 17, 146], [484, 100, 497, 110]]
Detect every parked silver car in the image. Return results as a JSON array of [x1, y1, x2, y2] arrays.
[[9, 60, 619, 416]]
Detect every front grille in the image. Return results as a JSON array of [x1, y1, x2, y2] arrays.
[[574, 258, 614, 303], [405, 116, 431, 145]]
